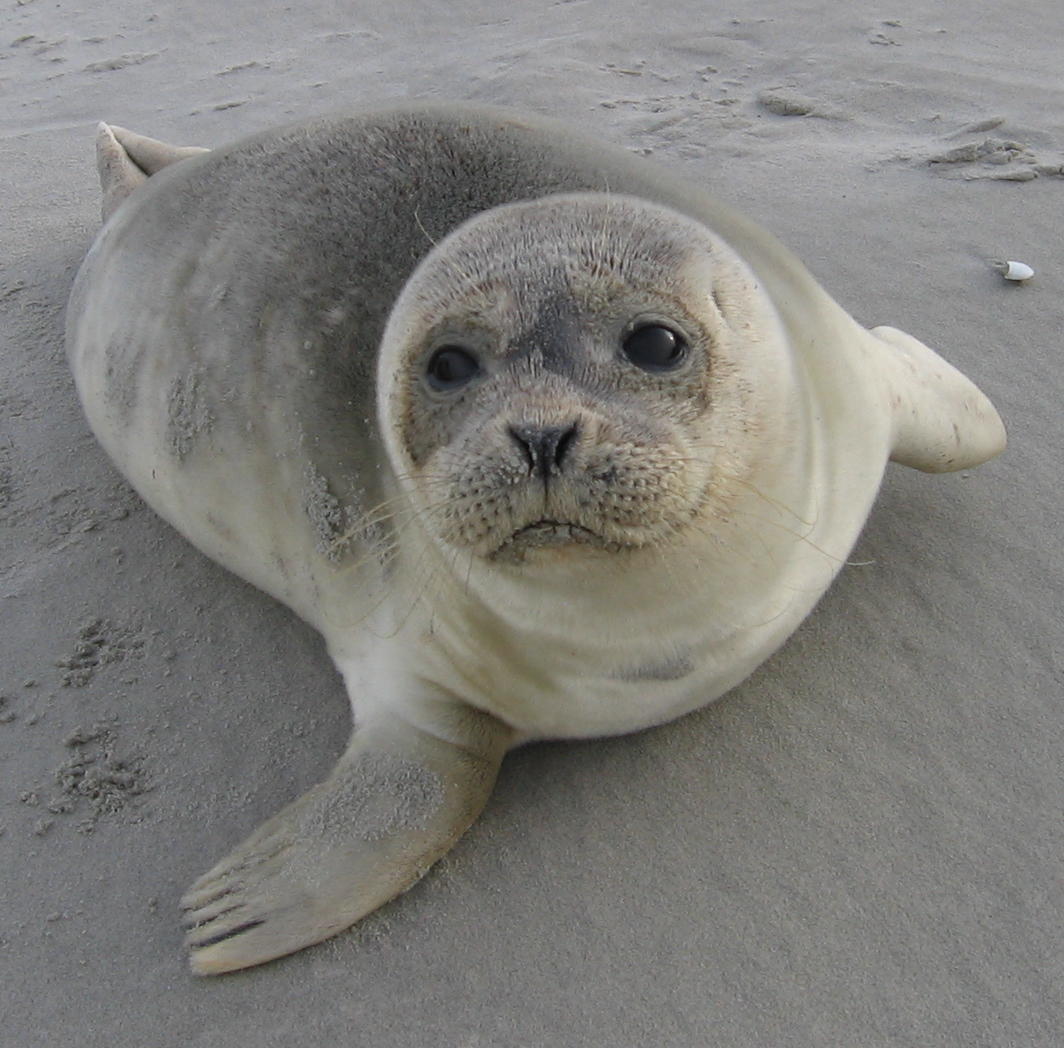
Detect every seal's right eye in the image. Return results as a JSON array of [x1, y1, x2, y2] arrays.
[[426, 346, 480, 391]]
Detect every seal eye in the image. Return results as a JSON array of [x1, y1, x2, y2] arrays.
[[426, 346, 480, 390], [622, 324, 688, 372]]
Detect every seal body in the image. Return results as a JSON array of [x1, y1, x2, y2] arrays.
[[66, 103, 1006, 974]]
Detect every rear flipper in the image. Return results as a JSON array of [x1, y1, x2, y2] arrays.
[[96, 123, 209, 222], [871, 325, 1007, 473], [181, 701, 512, 975]]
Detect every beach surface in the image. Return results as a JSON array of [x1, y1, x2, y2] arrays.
[[2, 1, 1062, 1044]]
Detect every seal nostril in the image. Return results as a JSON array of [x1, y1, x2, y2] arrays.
[[509, 422, 579, 478], [509, 425, 536, 474], [553, 423, 578, 469]]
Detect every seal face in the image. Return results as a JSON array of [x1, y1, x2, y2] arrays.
[[379, 193, 771, 566], [65, 104, 1006, 975]]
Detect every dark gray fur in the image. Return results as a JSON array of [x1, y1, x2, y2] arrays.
[[614, 653, 695, 683], [67, 102, 787, 601]]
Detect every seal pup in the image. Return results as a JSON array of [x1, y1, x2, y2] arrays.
[[66, 104, 1006, 974]]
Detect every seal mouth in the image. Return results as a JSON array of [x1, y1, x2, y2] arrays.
[[491, 518, 615, 560], [512, 519, 598, 543]]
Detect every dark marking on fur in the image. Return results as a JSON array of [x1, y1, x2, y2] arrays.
[[206, 511, 235, 545], [184, 903, 243, 931], [511, 289, 584, 378], [614, 652, 694, 683], [184, 885, 238, 910], [189, 918, 266, 950], [271, 552, 291, 581]]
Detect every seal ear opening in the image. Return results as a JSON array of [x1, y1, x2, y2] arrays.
[[871, 325, 1007, 473], [95, 122, 210, 223]]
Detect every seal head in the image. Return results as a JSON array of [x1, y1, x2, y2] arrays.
[[379, 193, 794, 573]]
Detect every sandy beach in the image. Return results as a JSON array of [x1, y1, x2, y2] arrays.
[[2, 1, 1062, 1044]]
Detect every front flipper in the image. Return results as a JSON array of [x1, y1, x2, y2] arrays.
[[871, 325, 1007, 473], [181, 702, 512, 975]]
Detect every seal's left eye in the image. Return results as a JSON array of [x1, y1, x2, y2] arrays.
[[622, 324, 688, 372], [426, 346, 480, 390]]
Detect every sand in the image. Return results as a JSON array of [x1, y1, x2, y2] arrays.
[[2, 1, 1062, 1044]]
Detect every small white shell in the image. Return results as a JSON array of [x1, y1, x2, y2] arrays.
[[1002, 260, 1034, 281]]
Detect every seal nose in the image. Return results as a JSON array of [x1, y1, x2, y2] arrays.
[[508, 422, 579, 478]]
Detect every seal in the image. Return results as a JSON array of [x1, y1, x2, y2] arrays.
[[65, 103, 1006, 975]]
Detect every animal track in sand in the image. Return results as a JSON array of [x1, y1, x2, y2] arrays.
[[18, 722, 151, 836], [83, 51, 159, 74], [924, 122, 1064, 181], [56, 618, 146, 687]]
